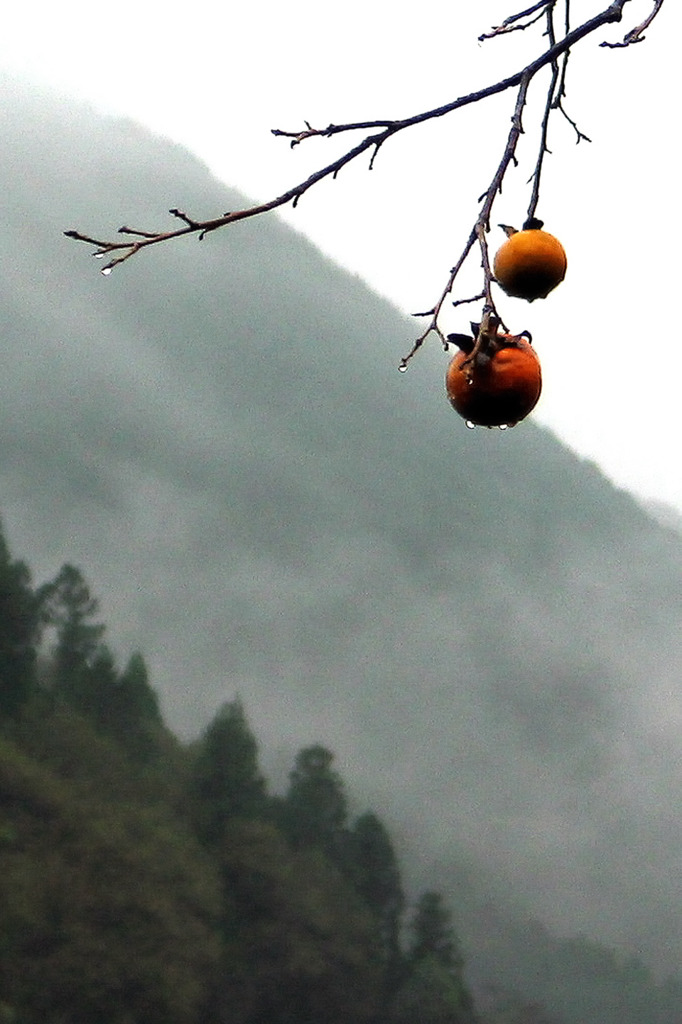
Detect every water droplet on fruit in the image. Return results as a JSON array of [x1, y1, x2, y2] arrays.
[[465, 420, 475, 430], [498, 424, 509, 431]]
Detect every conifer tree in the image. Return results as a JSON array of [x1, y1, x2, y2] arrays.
[[83, 642, 118, 725], [281, 744, 348, 858], [392, 891, 477, 1024], [410, 891, 460, 970], [192, 699, 267, 846], [348, 811, 405, 992], [103, 651, 164, 760], [37, 563, 105, 709], [117, 652, 161, 725], [0, 523, 39, 717]]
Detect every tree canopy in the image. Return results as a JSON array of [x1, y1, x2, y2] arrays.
[[1, 515, 681, 1024]]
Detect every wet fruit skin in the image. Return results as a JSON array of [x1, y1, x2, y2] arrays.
[[493, 223, 567, 301], [445, 333, 542, 427]]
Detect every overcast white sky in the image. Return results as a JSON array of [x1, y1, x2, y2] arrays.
[[2, 0, 680, 513]]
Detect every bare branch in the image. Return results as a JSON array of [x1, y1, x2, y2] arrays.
[[168, 208, 202, 229], [398, 228, 479, 370], [525, 5, 561, 223], [479, 2, 553, 41], [65, 0, 640, 278], [601, 0, 664, 46], [549, 2, 592, 142], [116, 226, 158, 238], [452, 292, 486, 309], [556, 100, 592, 143], [271, 120, 395, 146], [65, 0, 667, 372], [399, 72, 530, 367]]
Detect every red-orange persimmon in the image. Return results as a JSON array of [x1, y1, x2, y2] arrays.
[[445, 328, 542, 428]]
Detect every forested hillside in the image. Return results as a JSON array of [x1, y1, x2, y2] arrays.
[[1, 527, 682, 1024], [0, 526, 475, 1024]]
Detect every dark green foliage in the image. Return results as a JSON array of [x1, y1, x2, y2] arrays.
[[34, 566, 164, 759], [0, 589, 399, 1024], [1, 633, 681, 1024], [37, 564, 106, 708], [410, 891, 461, 969], [0, 525, 39, 717], [0, 538, 680, 1024], [79, 642, 118, 724], [191, 699, 267, 845], [117, 651, 162, 725], [392, 955, 477, 1024], [280, 744, 348, 857], [215, 817, 383, 1024], [392, 892, 477, 1024], [0, 722, 221, 1024], [98, 651, 164, 761], [346, 811, 405, 996]]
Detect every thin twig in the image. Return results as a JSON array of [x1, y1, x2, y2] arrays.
[[117, 226, 158, 238], [526, 5, 560, 223], [479, 7, 549, 41], [400, 73, 531, 367], [399, 229, 478, 369], [479, 1, 553, 40], [452, 292, 486, 309], [601, 0, 664, 46], [556, 100, 592, 143], [551, 0, 592, 142], [271, 120, 396, 146], [555, 0, 572, 105]]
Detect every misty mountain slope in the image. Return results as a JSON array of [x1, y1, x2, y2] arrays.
[[2, 76, 682, 972]]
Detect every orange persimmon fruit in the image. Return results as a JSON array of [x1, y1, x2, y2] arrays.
[[445, 326, 542, 428], [493, 218, 567, 301]]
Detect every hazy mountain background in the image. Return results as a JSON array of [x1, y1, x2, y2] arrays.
[[2, 75, 682, 981]]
